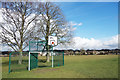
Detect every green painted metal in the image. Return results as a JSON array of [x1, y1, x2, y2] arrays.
[[29, 41, 47, 70], [30, 53, 38, 70], [8, 52, 29, 73], [29, 41, 47, 52], [37, 41, 38, 51], [63, 51, 64, 66], [53, 51, 64, 67], [8, 40, 64, 73], [8, 53, 11, 73]]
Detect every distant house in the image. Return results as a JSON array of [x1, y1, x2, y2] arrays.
[[0, 49, 119, 57], [74, 50, 80, 55]]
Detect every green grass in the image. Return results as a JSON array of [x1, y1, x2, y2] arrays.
[[2, 55, 118, 78]]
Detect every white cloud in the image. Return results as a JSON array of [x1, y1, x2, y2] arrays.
[[70, 27, 77, 31], [78, 22, 83, 26], [70, 21, 83, 26], [103, 35, 119, 48], [69, 21, 83, 31], [1, 44, 12, 51], [0, 8, 4, 23], [55, 35, 118, 50]]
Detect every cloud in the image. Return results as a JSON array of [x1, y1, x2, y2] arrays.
[[70, 21, 83, 26], [78, 22, 83, 26], [55, 35, 118, 50], [69, 21, 83, 31], [0, 8, 4, 23], [103, 35, 118, 48], [70, 27, 77, 31], [1, 44, 12, 51], [2, 34, 119, 51]]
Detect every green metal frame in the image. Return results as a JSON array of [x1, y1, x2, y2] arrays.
[[8, 53, 11, 73], [8, 52, 29, 73], [29, 40, 64, 70], [29, 41, 46, 52], [28, 41, 47, 71], [30, 53, 38, 70], [8, 40, 64, 73], [63, 51, 64, 66]]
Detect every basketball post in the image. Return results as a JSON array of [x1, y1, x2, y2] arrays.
[[52, 45, 53, 68], [28, 52, 30, 71], [52, 42, 54, 68], [48, 36, 57, 68]]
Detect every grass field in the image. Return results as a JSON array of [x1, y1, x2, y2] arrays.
[[2, 55, 118, 78]]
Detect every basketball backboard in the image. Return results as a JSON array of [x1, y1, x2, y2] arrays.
[[48, 36, 57, 46]]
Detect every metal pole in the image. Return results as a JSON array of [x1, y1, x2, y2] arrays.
[[28, 52, 30, 71], [29, 41, 30, 52], [52, 45, 53, 68], [8, 53, 11, 73], [28, 41, 31, 71], [63, 51, 64, 66]]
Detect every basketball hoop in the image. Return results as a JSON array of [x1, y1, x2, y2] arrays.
[[52, 42, 54, 44], [51, 41, 55, 46]]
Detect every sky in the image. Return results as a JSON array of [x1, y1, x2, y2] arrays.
[[57, 2, 118, 39], [0, 2, 119, 51], [55, 2, 118, 50]]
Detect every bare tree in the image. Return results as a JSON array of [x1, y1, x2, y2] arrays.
[[0, 2, 41, 64], [36, 2, 72, 62], [0, 2, 72, 63]]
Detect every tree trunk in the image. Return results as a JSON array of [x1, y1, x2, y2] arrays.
[[18, 50, 23, 64], [46, 52, 50, 62], [46, 43, 50, 62]]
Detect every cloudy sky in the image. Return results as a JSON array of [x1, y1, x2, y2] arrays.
[[0, 2, 119, 51], [55, 2, 118, 50]]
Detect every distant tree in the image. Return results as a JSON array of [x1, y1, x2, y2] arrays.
[[80, 48, 86, 55]]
